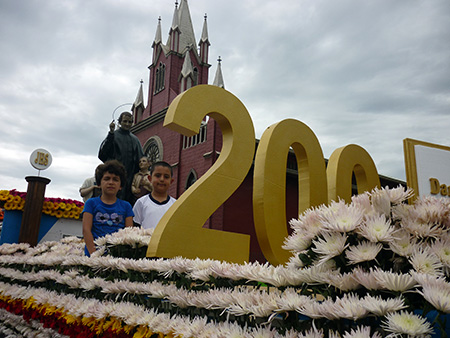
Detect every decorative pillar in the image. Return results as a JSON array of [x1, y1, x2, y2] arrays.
[[18, 176, 51, 246]]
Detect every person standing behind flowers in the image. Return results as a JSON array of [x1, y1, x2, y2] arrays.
[[82, 160, 134, 256], [131, 156, 153, 199], [79, 176, 101, 202]]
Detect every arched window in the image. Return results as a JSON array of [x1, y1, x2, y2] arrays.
[[185, 169, 198, 190], [154, 63, 165, 93], [193, 67, 198, 86]]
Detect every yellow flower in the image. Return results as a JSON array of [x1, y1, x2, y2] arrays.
[[111, 318, 124, 332], [44, 305, 58, 316], [4, 202, 13, 210], [133, 326, 152, 338], [55, 210, 64, 218], [82, 316, 98, 328], [0, 190, 9, 200], [6, 195, 14, 203], [13, 195, 22, 204], [23, 297, 35, 309], [64, 314, 81, 325], [123, 324, 135, 334]]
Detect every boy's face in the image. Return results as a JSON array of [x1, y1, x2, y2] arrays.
[[100, 172, 121, 196], [150, 166, 173, 194]]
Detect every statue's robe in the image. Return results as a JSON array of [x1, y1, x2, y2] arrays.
[[98, 128, 144, 205]]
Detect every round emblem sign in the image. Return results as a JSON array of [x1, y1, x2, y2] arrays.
[[30, 149, 52, 170]]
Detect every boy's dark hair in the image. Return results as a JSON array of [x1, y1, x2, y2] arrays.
[[95, 160, 127, 187], [150, 161, 173, 176], [118, 111, 132, 123]]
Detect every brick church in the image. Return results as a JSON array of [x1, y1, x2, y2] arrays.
[[129, 0, 405, 262]]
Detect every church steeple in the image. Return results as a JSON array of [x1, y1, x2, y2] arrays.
[[213, 57, 225, 89], [132, 80, 145, 123], [141, 0, 212, 121], [168, 2, 181, 53], [199, 14, 210, 64], [152, 17, 163, 62]]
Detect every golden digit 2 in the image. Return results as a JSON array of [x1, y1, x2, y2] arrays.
[[147, 85, 255, 263]]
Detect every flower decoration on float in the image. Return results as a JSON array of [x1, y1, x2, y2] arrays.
[[0, 189, 83, 220], [0, 187, 449, 337]]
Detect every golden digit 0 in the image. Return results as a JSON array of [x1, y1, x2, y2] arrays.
[[253, 119, 328, 266], [326, 144, 380, 203], [147, 85, 255, 263]]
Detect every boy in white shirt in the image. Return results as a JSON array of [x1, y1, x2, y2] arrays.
[[133, 161, 176, 229]]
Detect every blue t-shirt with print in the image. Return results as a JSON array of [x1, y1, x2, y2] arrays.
[[83, 197, 134, 256]]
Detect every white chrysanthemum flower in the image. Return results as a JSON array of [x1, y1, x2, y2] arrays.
[[361, 295, 406, 316], [386, 185, 414, 204], [283, 230, 312, 252], [283, 260, 335, 284], [431, 238, 450, 267], [290, 207, 324, 238], [333, 293, 368, 321], [370, 187, 391, 216], [409, 247, 443, 276], [413, 272, 450, 313], [323, 271, 360, 291], [286, 253, 307, 269], [351, 192, 374, 215], [402, 217, 444, 239], [275, 288, 311, 312], [293, 327, 324, 338], [372, 268, 417, 292], [312, 232, 348, 262], [345, 241, 382, 264], [298, 299, 339, 320], [382, 311, 433, 336], [415, 196, 450, 225], [320, 203, 365, 233], [342, 326, 379, 338], [357, 215, 395, 243], [250, 326, 279, 338], [352, 267, 382, 290], [388, 230, 418, 257]]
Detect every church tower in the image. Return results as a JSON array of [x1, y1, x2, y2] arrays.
[[137, 0, 211, 123]]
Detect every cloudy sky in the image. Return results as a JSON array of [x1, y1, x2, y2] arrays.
[[1, 0, 449, 202]]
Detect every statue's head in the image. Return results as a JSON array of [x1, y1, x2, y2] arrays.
[[118, 112, 133, 131]]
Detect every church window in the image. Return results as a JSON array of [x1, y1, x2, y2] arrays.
[[193, 67, 198, 86], [143, 136, 164, 165], [154, 63, 165, 93], [185, 169, 198, 190], [182, 120, 207, 149]]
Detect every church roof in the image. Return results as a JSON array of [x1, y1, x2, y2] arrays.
[[200, 14, 210, 45], [181, 49, 194, 78], [131, 80, 145, 110], [167, 0, 197, 53], [213, 57, 225, 89]]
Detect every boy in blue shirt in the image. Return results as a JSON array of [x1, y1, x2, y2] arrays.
[[82, 160, 134, 256]]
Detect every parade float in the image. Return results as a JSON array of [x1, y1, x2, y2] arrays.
[[1, 86, 449, 337]]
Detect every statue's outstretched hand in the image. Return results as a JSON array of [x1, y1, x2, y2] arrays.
[[109, 120, 116, 133]]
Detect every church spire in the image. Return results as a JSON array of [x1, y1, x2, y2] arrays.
[[132, 80, 145, 123], [153, 17, 162, 46], [168, 1, 181, 52], [199, 14, 210, 64], [152, 17, 163, 63], [213, 57, 225, 89]]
